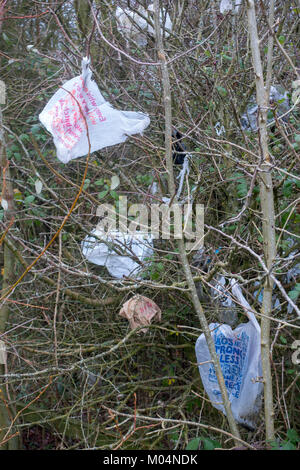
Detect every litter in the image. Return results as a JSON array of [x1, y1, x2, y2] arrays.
[[39, 57, 150, 163], [215, 121, 225, 136], [241, 85, 290, 132], [176, 153, 191, 200], [253, 281, 281, 312], [195, 279, 263, 430], [220, 0, 242, 15], [119, 295, 161, 333], [172, 130, 187, 165], [81, 229, 153, 279], [116, 3, 172, 47], [210, 275, 238, 327]]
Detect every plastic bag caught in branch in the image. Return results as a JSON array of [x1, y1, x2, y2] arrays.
[[119, 295, 161, 333], [81, 229, 153, 279], [195, 279, 263, 430], [39, 57, 150, 163]]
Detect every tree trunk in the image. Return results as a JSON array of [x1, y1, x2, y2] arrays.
[[154, 0, 241, 446], [0, 102, 20, 449], [246, 0, 276, 443]]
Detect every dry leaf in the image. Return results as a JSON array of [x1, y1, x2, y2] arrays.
[[119, 295, 161, 333]]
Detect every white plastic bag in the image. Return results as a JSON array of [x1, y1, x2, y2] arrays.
[[195, 279, 263, 430], [220, 0, 242, 15], [81, 229, 153, 279], [116, 4, 172, 46], [39, 57, 150, 163]]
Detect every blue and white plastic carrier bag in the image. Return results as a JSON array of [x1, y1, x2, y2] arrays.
[[195, 279, 263, 429], [39, 57, 150, 163]]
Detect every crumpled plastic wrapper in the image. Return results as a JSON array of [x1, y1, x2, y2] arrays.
[[119, 295, 161, 333]]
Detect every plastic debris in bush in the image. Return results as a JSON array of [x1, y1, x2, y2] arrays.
[[195, 279, 263, 430], [214, 121, 225, 136], [116, 3, 172, 47], [241, 85, 290, 132], [220, 0, 242, 15], [253, 281, 281, 312], [119, 295, 161, 333], [210, 275, 238, 326], [39, 57, 150, 163], [81, 229, 153, 279], [172, 130, 187, 165]]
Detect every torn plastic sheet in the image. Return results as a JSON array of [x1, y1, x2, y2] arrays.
[[220, 0, 242, 15], [116, 4, 172, 47], [119, 295, 161, 333], [39, 57, 150, 163], [241, 85, 290, 132], [195, 279, 263, 430], [81, 229, 153, 279]]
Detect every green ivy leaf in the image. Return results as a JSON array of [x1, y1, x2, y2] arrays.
[[98, 190, 109, 199], [287, 429, 300, 443], [186, 438, 201, 450], [202, 437, 222, 450], [280, 335, 287, 345], [24, 195, 35, 204]]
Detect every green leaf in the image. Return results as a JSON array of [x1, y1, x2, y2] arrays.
[[288, 287, 300, 301], [287, 429, 300, 443], [83, 178, 90, 190], [278, 35, 285, 44], [281, 440, 296, 450], [237, 180, 248, 198], [216, 86, 227, 97], [202, 437, 222, 450], [19, 133, 30, 142], [186, 438, 201, 450], [269, 440, 280, 450], [170, 432, 179, 442], [280, 335, 287, 345], [24, 195, 35, 204], [98, 190, 109, 199], [110, 190, 118, 200], [31, 124, 41, 135], [222, 54, 232, 61]]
